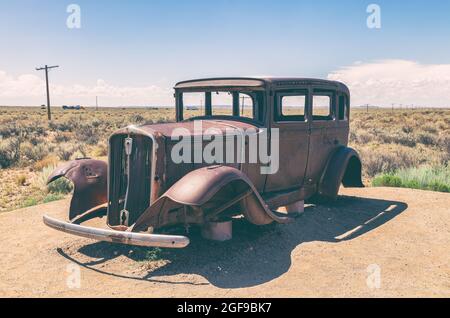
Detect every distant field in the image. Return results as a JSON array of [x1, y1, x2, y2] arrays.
[[0, 106, 449, 212]]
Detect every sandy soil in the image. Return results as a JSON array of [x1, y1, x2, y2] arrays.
[[0, 187, 449, 298]]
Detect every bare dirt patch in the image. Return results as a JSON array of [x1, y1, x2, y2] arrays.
[[0, 187, 449, 297]]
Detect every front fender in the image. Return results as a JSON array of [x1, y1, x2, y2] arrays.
[[47, 159, 108, 221], [318, 147, 364, 200], [132, 165, 294, 233]]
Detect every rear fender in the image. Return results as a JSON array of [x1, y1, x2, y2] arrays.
[[318, 147, 364, 200], [132, 165, 292, 233], [47, 159, 108, 221]]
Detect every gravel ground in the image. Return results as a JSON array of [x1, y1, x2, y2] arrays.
[[0, 187, 449, 297]]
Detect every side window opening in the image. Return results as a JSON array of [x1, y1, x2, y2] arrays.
[[211, 91, 233, 116], [276, 92, 307, 122], [338, 95, 349, 121], [239, 93, 254, 118], [312, 93, 334, 121], [182, 92, 204, 119]]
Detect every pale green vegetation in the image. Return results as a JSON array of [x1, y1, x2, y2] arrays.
[[0, 106, 449, 211], [372, 165, 450, 193]]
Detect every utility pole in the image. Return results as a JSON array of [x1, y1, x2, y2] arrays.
[[36, 65, 59, 120], [96, 96, 99, 111]]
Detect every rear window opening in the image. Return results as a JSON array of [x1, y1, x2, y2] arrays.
[[312, 93, 334, 121], [338, 95, 349, 121]]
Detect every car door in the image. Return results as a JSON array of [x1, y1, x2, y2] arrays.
[[264, 89, 310, 192], [304, 88, 339, 187]]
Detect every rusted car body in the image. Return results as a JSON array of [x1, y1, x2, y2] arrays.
[[44, 77, 363, 248]]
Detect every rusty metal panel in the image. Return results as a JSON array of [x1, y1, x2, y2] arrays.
[[44, 77, 362, 248]]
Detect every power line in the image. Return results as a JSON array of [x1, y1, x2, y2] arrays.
[[35, 65, 59, 120]]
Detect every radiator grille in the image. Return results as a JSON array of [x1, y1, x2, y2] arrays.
[[107, 134, 152, 226]]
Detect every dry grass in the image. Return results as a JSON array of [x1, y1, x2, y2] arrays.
[[0, 106, 174, 211], [349, 109, 450, 182], [0, 106, 449, 211]]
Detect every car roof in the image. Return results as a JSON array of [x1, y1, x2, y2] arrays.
[[175, 77, 349, 93]]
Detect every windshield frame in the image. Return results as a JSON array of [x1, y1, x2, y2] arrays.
[[175, 87, 266, 126]]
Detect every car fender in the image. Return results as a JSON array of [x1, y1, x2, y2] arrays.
[[318, 146, 364, 200], [132, 165, 293, 232], [47, 159, 108, 221]]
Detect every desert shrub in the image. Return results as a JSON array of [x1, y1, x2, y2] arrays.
[[421, 124, 438, 134], [76, 125, 99, 145], [438, 136, 450, 157], [92, 143, 108, 157], [393, 133, 417, 147], [37, 165, 73, 194], [129, 114, 145, 124], [418, 132, 438, 146], [91, 119, 102, 128], [33, 155, 59, 171], [360, 146, 418, 177], [402, 125, 414, 134], [0, 138, 21, 168], [351, 129, 373, 144], [49, 117, 80, 132], [70, 148, 88, 161], [377, 131, 416, 147], [43, 193, 65, 203], [54, 132, 71, 143], [372, 174, 402, 187], [372, 165, 450, 193], [135, 247, 163, 262], [29, 136, 45, 146], [436, 120, 447, 131], [16, 174, 27, 186], [0, 122, 20, 138], [56, 143, 76, 161], [21, 142, 49, 162], [22, 197, 39, 208]]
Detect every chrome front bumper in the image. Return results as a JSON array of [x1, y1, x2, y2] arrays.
[[43, 215, 190, 248]]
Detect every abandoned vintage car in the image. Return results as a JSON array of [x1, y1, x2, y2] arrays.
[[44, 77, 363, 248]]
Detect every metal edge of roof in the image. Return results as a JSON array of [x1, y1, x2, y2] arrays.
[[174, 77, 266, 89], [174, 77, 349, 92]]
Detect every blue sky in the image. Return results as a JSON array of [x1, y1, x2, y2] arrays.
[[0, 0, 449, 106]]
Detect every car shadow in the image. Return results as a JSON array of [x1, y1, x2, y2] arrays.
[[57, 194, 407, 289]]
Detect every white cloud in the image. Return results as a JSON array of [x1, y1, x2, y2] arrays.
[[0, 70, 174, 107], [1, 60, 450, 108], [328, 60, 450, 107]]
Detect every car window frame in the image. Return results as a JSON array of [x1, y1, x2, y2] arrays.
[[274, 90, 309, 123], [311, 89, 336, 122], [338, 93, 349, 121]]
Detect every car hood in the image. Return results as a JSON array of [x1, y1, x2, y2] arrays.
[[113, 119, 261, 139]]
